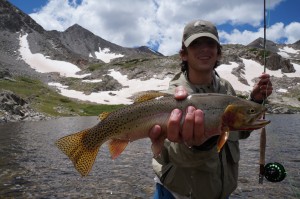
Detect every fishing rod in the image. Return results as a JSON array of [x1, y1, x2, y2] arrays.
[[258, 0, 286, 184]]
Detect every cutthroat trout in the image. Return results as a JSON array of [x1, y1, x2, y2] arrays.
[[56, 92, 270, 176]]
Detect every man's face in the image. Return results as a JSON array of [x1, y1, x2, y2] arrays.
[[182, 37, 220, 73]]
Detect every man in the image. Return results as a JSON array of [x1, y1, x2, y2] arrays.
[[149, 20, 273, 199]]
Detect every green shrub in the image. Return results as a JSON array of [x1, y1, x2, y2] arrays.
[[59, 98, 72, 103], [87, 63, 104, 71]]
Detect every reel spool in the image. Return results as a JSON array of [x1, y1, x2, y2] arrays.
[[264, 162, 286, 182]]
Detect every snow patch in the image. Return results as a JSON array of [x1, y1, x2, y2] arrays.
[[279, 46, 300, 54], [278, 46, 300, 58], [19, 34, 90, 78], [89, 47, 124, 63], [48, 82, 69, 88], [217, 62, 252, 92], [49, 69, 171, 104], [277, 51, 290, 58], [277, 88, 288, 93], [82, 79, 102, 83], [217, 58, 300, 92]]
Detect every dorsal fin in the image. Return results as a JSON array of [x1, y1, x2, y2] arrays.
[[99, 112, 110, 120], [132, 91, 171, 104]]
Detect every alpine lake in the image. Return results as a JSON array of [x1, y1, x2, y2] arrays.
[[0, 114, 299, 198]]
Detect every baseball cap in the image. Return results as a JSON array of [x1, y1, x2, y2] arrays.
[[182, 20, 219, 47]]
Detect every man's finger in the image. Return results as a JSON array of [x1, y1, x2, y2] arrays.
[[149, 125, 161, 143], [181, 106, 195, 144], [174, 86, 188, 100], [193, 109, 205, 146], [167, 109, 182, 142]]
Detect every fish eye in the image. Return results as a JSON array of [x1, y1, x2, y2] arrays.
[[248, 108, 256, 114]]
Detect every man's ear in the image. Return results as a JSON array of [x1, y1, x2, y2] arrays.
[[180, 51, 188, 61]]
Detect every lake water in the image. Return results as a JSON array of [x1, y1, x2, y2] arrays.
[[0, 114, 299, 198]]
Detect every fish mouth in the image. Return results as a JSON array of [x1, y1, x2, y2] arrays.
[[243, 111, 270, 130], [246, 119, 271, 130]]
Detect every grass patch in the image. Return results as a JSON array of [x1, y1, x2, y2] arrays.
[[82, 104, 123, 116], [87, 63, 105, 71], [282, 88, 300, 99], [0, 77, 124, 117], [59, 98, 72, 103], [62, 77, 100, 93], [115, 58, 150, 68], [248, 48, 271, 59], [236, 93, 248, 99]]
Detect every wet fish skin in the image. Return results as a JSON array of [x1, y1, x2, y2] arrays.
[[55, 92, 270, 176]]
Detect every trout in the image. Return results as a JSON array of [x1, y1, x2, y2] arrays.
[[56, 92, 270, 176]]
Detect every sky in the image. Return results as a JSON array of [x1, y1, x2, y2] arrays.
[[8, 0, 300, 56]]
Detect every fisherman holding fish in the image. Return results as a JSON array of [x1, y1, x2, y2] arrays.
[[55, 20, 273, 199], [150, 20, 273, 199]]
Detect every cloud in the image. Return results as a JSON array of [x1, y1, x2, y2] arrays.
[[219, 22, 300, 45], [284, 22, 300, 44], [30, 0, 158, 47], [29, 0, 298, 55]]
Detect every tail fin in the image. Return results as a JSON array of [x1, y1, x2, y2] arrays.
[[55, 129, 100, 176]]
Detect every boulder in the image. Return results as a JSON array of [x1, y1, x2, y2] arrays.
[[0, 90, 48, 123], [266, 53, 295, 72], [0, 68, 11, 79]]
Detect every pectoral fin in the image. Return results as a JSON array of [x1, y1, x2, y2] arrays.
[[151, 134, 166, 158], [108, 139, 129, 159], [217, 129, 229, 153]]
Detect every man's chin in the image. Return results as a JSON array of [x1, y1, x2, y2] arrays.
[[195, 67, 213, 73]]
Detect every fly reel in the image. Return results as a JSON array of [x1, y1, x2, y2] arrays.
[[264, 162, 286, 182]]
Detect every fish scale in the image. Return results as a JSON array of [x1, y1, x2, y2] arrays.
[[56, 92, 270, 176]]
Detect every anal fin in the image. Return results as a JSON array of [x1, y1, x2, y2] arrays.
[[108, 139, 129, 159], [151, 134, 166, 158]]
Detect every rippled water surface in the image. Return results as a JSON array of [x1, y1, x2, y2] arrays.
[[232, 114, 300, 199], [0, 115, 299, 198]]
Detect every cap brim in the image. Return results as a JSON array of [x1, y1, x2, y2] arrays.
[[184, 33, 219, 47]]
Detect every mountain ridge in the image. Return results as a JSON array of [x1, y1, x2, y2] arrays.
[[0, 0, 300, 122], [0, 0, 44, 33]]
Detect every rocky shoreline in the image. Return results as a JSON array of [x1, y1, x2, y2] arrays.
[[0, 90, 50, 124], [266, 104, 300, 114]]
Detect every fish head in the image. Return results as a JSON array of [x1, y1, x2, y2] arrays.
[[222, 102, 270, 131]]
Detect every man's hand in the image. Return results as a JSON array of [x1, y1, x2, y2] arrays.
[[251, 73, 273, 102], [149, 86, 205, 147]]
